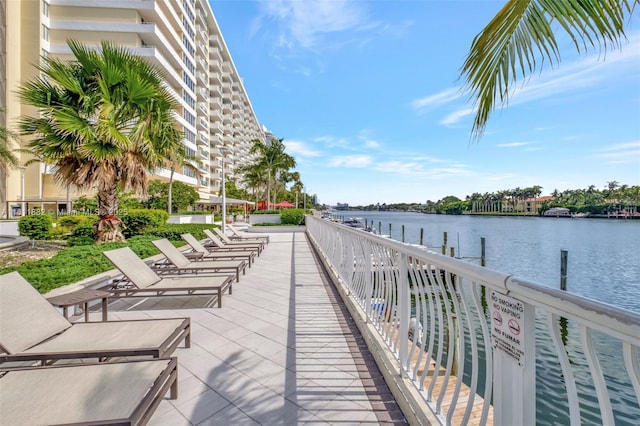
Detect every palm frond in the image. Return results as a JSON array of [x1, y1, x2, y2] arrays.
[[461, 0, 638, 139]]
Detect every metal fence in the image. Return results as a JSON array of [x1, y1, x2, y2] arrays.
[[306, 216, 640, 425]]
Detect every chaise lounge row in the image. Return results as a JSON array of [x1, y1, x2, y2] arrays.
[[0, 226, 269, 425]]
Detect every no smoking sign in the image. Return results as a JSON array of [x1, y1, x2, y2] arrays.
[[489, 291, 526, 367]]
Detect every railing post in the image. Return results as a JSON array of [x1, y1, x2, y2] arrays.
[[365, 242, 373, 322], [398, 253, 409, 376], [491, 291, 536, 425], [481, 237, 486, 267]]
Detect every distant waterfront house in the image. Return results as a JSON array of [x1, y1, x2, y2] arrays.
[[543, 207, 571, 217]]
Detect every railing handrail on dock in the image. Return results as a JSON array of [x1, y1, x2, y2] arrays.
[[306, 216, 640, 426]]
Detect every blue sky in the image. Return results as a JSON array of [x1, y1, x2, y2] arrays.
[[211, 1, 640, 206]]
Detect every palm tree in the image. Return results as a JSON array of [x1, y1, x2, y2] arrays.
[[19, 40, 182, 241], [166, 148, 200, 215], [0, 110, 19, 172], [247, 138, 296, 209], [461, 0, 638, 138], [238, 162, 268, 204], [0, 110, 20, 217]]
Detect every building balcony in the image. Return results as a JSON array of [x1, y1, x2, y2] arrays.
[[197, 117, 208, 131]]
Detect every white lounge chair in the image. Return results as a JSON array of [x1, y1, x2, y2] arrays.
[[0, 357, 178, 425], [212, 227, 266, 251], [151, 239, 247, 282], [203, 229, 263, 256], [102, 247, 234, 308], [205, 228, 264, 254], [181, 233, 256, 266], [0, 271, 190, 365], [227, 224, 270, 244]]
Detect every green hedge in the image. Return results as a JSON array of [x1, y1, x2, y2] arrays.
[[121, 209, 169, 238], [18, 214, 54, 240], [56, 215, 97, 231], [144, 223, 216, 241], [280, 209, 305, 225], [0, 235, 185, 293]]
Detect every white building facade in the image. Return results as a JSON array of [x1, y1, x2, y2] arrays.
[[0, 0, 263, 214]]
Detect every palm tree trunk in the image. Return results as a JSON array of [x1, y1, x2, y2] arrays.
[[95, 184, 124, 242], [168, 166, 174, 215], [266, 170, 271, 210]]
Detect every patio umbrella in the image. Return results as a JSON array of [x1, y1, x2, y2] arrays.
[[275, 201, 295, 208]]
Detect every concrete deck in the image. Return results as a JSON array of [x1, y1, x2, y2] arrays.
[[102, 231, 407, 425]]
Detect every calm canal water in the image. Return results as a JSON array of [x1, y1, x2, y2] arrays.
[[337, 211, 640, 424], [340, 211, 640, 313]]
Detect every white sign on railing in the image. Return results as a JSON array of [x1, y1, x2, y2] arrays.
[[490, 291, 526, 367]]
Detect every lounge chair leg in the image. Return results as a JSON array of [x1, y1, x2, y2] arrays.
[[170, 369, 178, 399]]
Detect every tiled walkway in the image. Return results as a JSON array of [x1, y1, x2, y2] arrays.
[[105, 230, 407, 425]]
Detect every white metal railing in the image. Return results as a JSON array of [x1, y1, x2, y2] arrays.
[[306, 216, 640, 425]]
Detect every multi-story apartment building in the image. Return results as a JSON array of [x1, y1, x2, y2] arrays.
[[0, 0, 263, 215]]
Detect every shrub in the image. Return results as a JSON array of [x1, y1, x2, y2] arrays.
[[57, 214, 97, 230], [280, 209, 305, 225], [144, 223, 213, 241], [18, 214, 53, 240], [67, 236, 95, 246], [72, 223, 96, 239], [121, 209, 169, 238], [49, 226, 68, 240], [251, 209, 279, 214]]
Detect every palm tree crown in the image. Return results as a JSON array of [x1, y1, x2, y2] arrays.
[[19, 40, 182, 241], [245, 138, 296, 208], [461, 0, 638, 138]]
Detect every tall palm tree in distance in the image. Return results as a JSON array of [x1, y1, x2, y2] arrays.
[[247, 138, 296, 209], [461, 0, 638, 138], [0, 110, 19, 215], [19, 40, 182, 241], [0, 110, 19, 172]]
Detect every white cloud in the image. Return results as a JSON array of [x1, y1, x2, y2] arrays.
[[411, 87, 460, 113], [363, 139, 380, 149], [593, 140, 640, 164], [374, 161, 424, 175], [428, 164, 474, 178], [600, 140, 640, 151], [314, 135, 350, 149], [284, 140, 322, 157], [256, 0, 370, 49], [497, 142, 529, 148], [328, 155, 372, 168], [440, 108, 474, 126]]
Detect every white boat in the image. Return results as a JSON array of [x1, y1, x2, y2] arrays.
[[572, 212, 590, 218]]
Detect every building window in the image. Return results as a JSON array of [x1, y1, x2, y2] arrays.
[[182, 53, 194, 75], [42, 1, 49, 17], [42, 25, 49, 41], [183, 73, 194, 92], [183, 110, 195, 126], [182, 35, 194, 57], [185, 147, 196, 157], [182, 0, 194, 21], [184, 129, 195, 143], [184, 92, 195, 109], [183, 16, 194, 40], [183, 166, 196, 178]]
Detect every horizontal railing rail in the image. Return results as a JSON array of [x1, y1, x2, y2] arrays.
[[306, 216, 640, 426]]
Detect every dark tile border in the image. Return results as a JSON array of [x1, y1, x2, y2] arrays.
[[306, 239, 408, 425]]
